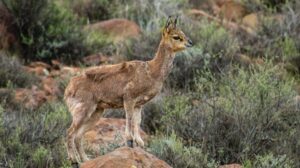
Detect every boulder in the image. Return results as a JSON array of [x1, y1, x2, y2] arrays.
[[81, 147, 171, 168], [42, 77, 61, 97], [82, 53, 111, 66], [219, 164, 242, 168], [84, 118, 148, 154], [23, 61, 52, 77], [23, 66, 49, 76], [218, 1, 248, 22], [14, 86, 47, 109], [242, 13, 259, 30], [85, 18, 141, 43]]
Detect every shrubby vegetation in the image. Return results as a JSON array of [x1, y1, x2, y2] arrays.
[[2, 0, 88, 63], [0, 101, 71, 168], [0, 53, 37, 88], [149, 133, 218, 168], [151, 63, 300, 166], [0, 0, 300, 167]]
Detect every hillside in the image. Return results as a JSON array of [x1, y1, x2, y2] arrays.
[[0, 0, 299, 167]]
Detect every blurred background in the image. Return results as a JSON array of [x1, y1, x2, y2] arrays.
[[0, 0, 299, 167]]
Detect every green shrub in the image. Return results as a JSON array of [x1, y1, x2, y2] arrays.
[[159, 63, 300, 166], [83, 30, 115, 55], [240, 0, 300, 62], [243, 153, 294, 168], [0, 102, 71, 168], [196, 22, 239, 59], [72, 0, 111, 22], [141, 101, 164, 134], [32, 146, 51, 168], [2, 0, 88, 63], [149, 133, 218, 168], [0, 53, 37, 88]]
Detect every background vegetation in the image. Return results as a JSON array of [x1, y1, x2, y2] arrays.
[[0, 0, 299, 167]]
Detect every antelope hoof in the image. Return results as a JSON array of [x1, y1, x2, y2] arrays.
[[135, 138, 145, 147], [71, 162, 79, 168], [127, 140, 134, 148]]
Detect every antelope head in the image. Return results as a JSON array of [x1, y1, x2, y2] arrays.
[[162, 16, 193, 52]]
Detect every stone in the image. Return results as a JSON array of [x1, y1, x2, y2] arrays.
[[85, 18, 141, 43], [81, 147, 171, 168], [242, 13, 259, 30], [218, 1, 248, 22], [84, 118, 148, 154], [220, 164, 242, 168], [82, 53, 111, 66], [14, 86, 47, 109]]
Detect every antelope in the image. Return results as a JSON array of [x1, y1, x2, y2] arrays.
[[64, 16, 193, 164]]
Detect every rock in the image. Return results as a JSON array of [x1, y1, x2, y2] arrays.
[[84, 118, 148, 154], [23, 66, 49, 76], [242, 13, 259, 30], [85, 18, 141, 43], [29, 61, 51, 69], [14, 86, 47, 109], [253, 58, 264, 65], [215, 0, 232, 7], [81, 147, 171, 168], [218, 1, 248, 22], [51, 59, 63, 69], [219, 164, 242, 168], [61, 66, 82, 76], [23, 61, 52, 77], [42, 77, 61, 97], [82, 53, 111, 66]]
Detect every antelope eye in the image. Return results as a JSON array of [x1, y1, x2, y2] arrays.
[[173, 36, 181, 40]]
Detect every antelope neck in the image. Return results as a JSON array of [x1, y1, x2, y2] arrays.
[[148, 39, 175, 80]]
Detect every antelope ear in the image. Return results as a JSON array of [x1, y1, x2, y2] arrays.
[[164, 16, 175, 35], [174, 15, 178, 28], [165, 16, 172, 29]]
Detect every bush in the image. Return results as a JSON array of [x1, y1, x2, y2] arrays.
[[32, 146, 51, 168], [239, 0, 300, 62], [2, 0, 88, 63], [0, 102, 71, 168], [0, 53, 37, 88], [244, 153, 294, 168], [72, 0, 111, 22], [159, 63, 300, 166], [149, 133, 218, 168], [83, 30, 115, 55]]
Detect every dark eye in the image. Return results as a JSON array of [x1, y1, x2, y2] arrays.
[[173, 36, 181, 41]]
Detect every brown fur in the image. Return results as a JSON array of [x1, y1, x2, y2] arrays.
[[64, 16, 193, 163]]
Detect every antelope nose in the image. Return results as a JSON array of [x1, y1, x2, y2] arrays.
[[186, 39, 193, 47]]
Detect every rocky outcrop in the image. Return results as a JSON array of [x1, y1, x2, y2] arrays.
[[81, 147, 171, 168], [85, 19, 141, 43], [211, 0, 248, 22], [219, 164, 242, 168], [84, 118, 148, 154], [82, 53, 111, 66], [14, 86, 48, 109], [242, 13, 259, 30], [15, 61, 83, 109]]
